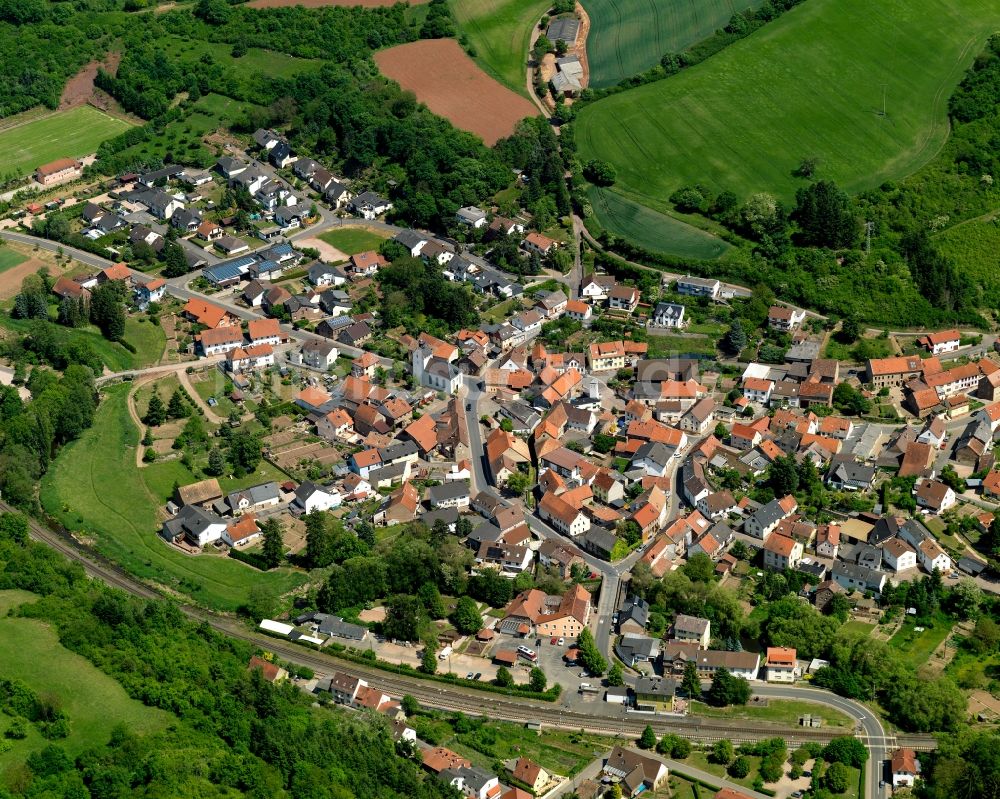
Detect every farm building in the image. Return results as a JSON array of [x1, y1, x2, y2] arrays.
[[547, 17, 580, 44]]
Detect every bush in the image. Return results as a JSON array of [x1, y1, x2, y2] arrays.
[[728, 755, 751, 778], [824, 761, 850, 793], [759, 754, 785, 783], [822, 736, 868, 768], [584, 159, 616, 186], [710, 739, 734, 765]]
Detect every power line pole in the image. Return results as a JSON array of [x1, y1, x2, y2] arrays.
[[865, 221, 873, 256]]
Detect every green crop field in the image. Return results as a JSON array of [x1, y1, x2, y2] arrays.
[[576, 0, 1000, 208], [319, 227, 388, 255], [588, 185, 732, 259], [585, 0, 765, 88], [935, 215, 1000, 308], [0, 106, 133, 178], [40, 385, 307, 612], [0, 590, 168, 769], [0, 247, 27, 274], [452, 0, 552, 93]]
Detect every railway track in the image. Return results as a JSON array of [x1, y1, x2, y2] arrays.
[[8, 502, 938, 751]]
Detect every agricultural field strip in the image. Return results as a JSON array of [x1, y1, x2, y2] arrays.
[[575, 0, 1000, 206]]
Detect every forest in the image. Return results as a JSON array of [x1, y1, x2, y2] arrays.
[[0, 516, 456, 799]]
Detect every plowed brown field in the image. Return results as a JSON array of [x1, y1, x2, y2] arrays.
[[374, 39, 536, 146]]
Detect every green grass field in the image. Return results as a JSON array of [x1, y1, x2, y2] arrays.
[[0, 247, 28, 274], [0, 106, 133, 178], [161, 36, 324, 80], [451, 0, 551, 93], [0, 316, 165, 371], [647, 333, 718, 358], [0, 590, 168, 769], [585, 0, 765, 88], [587, 185, 732, 260], [935, 215, 1000, 307], [889, 613, 954, 668], [691, 698, 852, 728], [318, 227, 388, 255], [576, 0, 1000, 205], [40, 384, 306, 612], [840, 620, 876, 639]]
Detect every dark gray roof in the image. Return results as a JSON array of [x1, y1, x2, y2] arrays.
[[634, 675, 676, 697], [378, 440, 418, 462], [394, 229, 428, 250], [428, 482, 470, 503], [618, 595, 649, 628], [420, 506, 460, 528], [748, 497, 788, 531], [546, 16, 580, 42], [634, 441, 673, 466], [617, 635, 660, 662]]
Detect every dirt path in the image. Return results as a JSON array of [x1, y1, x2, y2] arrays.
[[526, 25, 552, 119], [177, 368, 227, 424], [127, 374, 158, 468], [575, 1, 591, 89]]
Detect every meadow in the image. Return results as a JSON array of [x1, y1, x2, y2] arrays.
[[889, 612, 955, 669], [160, 36, 325, 81], [935, 215, 1000, 308], [0, 590, 169, 769], [587, 185, 732, 259], [585, 0, 765, 88], [319, 227, 388, 255], [39, 384, 307, 612], [451, 0, 552, 93], [0, 316, 165, 371], [576, 0, 1000, 205], [0, 106, 132, 178]]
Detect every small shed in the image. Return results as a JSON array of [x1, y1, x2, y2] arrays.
[[493, 650, 517, 666]]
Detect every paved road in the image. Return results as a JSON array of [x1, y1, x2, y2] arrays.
[[0, 229, 115, 269], [757, 685, 891, 799], [461, 374, 622, 656]]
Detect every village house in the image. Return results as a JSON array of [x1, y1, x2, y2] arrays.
[[538, 491, 590, 537], [917, 329, 961, 355], [670, 614, 710, 648], [602, 747, 668, 797], [763, 533, 803, 571], [767, 305, 806, 331], [197, 326, 244, 356], [35, 157, 83, 186], [765, 646, 797, 683], [744, 495, 797, 539], [608, 285, 640, 313], [675, 275, 720, 298], [650, 301, 685, 328], [294, 482, 342, 513], [914, 478, 957, 513], [891, 748, 920, 788]]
